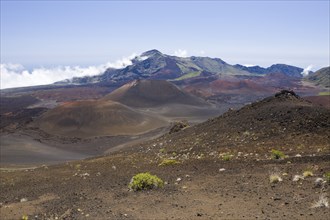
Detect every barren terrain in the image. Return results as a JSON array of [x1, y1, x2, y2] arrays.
[[0, 91, 329, 219]]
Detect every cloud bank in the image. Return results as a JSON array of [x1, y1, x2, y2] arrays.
[[0, 54, 138, 89], [174, 49, 188, 57], [301, 65, 313, 76]]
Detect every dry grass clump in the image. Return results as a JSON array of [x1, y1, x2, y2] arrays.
[[293, 175, 304, 182], [324, 172, 330, 183], [311, 194, 329, 208], [158, 159, 180, 166], [303, 170, 313, 177], [269, 173, 283, 183]]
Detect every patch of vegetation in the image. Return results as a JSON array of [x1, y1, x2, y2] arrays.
[[324, 172, 330, 182], [128, 172, 164, 191], [197, 153, 205, 159], [175, 62, 202, 77], [243, 131, 251, 136], [75, 164, 81, 170], [271, 149, 286, 160], [269, 173, 283, 183], [159, 148, 166, 153], [303, 170, 313, 177], [174, 71, 202, 81], [222, 153, 233, 161], [159, 159, 180, 166], [22, 215, 28, 220], [318, 91, 330, 96]]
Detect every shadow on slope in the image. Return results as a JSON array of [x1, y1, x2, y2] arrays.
[[36, 100, 167, 138]]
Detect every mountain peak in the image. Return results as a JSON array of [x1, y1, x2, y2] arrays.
[[141, 49, 164, 57], [274, 90, 300, 99]]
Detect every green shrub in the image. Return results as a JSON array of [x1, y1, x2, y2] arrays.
[[128, 172, 164, 191], [22, 215, 28, 220], [271, 149, 286, 159], [222, 153, 233, 161], [159, 159, 180, 166], [324, 172, 330, 182]]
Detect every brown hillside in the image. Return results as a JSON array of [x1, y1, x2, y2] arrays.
[[1, 90, 330, 220], [103, 79, 208, 107], [37, 100, 167, 138], [304, 95, 330, 109], [143, 90, 330, 156]]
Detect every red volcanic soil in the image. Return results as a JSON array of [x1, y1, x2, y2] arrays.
[[32, 86, 115, 102], [0, 95, 48, 132], [210, 79, 270, 94], [181, 73, 321, 100], [304, 95, 330, 109], [0, 108, 47, 132], [36, 100, 167, 138], [183, 86, 214, 98], [103, 79, 208, 108]]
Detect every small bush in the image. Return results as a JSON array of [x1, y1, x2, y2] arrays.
[[324, 172, 330, 182], [271, 149, 286, 159], [159, 148, 166, 153], [303, 170, 313, 177], [75, 164, 81, 170], [159, 159, 180, 166], [269, 173, 283, 183], [22, 215, 28, 220], [222, 153, 233, 161], [128, 172, 164, 191]]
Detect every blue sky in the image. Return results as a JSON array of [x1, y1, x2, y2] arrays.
[[0, 1, 329, 88]]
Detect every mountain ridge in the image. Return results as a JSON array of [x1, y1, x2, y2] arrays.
[[57, 50, 307, 85], [306, 66, 330, 88], [234, 63, 305, 77]]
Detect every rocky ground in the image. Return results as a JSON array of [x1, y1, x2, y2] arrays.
[[0, 91, 329, 219], [0, 151, 329, 219]]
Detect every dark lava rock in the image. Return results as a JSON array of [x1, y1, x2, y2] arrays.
[[169, 120, 190, 134]]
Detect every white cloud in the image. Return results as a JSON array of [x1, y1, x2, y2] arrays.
[[174, 49, 188, 57], [301, 65, 313, 76], [243, 64, 256, 67], [106, 53, 138, 69], [200, 50, 205, 55], [136, 55, 149, 61], [0, 54, 137, 89]]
